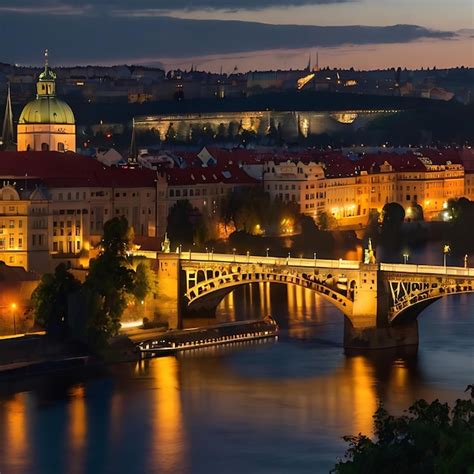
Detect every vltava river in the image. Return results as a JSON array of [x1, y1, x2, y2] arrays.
[[0, 248, 473, 473]]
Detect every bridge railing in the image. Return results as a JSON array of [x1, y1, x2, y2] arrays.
[[132, 250, 473, 276], [380, 263, 474, 277], [179, 252, 361, 269]]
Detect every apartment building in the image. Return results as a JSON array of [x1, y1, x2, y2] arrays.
[[263, 150, 468, 227], [0, 151, 158, 272]]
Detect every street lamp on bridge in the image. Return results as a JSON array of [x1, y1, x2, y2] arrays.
[[443, 244, 451, 268], [403, 253, 409, 264]]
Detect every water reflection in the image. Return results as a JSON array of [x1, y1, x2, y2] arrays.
[[68, 385, 87, 474], [146, 356, 187, 474], [0, 243, 471, 474], [1, 393, 30, 472]]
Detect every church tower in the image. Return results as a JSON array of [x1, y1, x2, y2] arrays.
[[17, 50, 76, 152]]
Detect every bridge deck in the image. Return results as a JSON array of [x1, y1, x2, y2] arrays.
[[135, 251, 474, 277]]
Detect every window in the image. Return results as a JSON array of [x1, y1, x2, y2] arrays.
[[41, 142, 49, 151], [9, 234, 14, 248], [57, 142, 65, 152]]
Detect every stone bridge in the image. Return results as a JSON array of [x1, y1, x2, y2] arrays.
[[147, 251, 474, 350]]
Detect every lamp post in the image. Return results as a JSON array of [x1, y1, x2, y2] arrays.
[[266, 248, 269, 258], [246, 250, 250, 263], [464, 254, 468, 268], [313, 252, 317, 266], [443, 244, 450, 268], [205, 247, 209, 260], [232, 248, 236, 262], [211, 248, 214, 261], [403, 253, 409, 264], [11, 303, 17, 335]]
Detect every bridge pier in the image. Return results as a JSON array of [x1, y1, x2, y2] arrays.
[[155, 253, 182, 329], [344, 319, 419, 350]]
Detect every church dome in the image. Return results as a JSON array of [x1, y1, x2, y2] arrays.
[[19, 97, 75, 125], [18, 49, 75, 126]]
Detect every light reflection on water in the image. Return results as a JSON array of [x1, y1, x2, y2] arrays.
[[0, 245, 472, 473]]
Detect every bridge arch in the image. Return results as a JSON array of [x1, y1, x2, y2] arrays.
[[389, 280, 474, 324], [184, 266, 355, 319]]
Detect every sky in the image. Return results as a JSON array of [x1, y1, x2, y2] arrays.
[[0, 0, 472, 71]]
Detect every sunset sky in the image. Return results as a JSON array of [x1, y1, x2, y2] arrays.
[[0, 0, 472, 70]]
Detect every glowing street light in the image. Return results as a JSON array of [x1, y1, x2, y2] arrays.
[[232, 248, 236, 262], [266, 248, 270, 258], [464, 254, 468, 268], [11, 303, 17, 334], [443, 244, 451, 268], [403, 253, 409, 264]]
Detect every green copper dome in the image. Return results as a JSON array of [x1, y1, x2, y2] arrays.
[[19, 96, 75, 125]]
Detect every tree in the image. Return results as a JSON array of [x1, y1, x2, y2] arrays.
[[132, 261, 155, 303], [31, 263, 81, 337], [317, 211, 337, 231], [165, 122, 177, 142], [381, 202, 405, 244], [409, 201, 424, 221], [333, 387, 474, 474], [82, 216, 137, 350], [167, 199, 204, 247]]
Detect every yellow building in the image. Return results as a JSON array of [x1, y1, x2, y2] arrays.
[[0, 152, 159, 273], [17, 51, 76, 152], [264, 152, 468, 228]]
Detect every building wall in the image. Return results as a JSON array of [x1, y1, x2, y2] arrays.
[[263, 160, 467, 228], [17, 123, 76, 152], [0, 182, 159, 273]]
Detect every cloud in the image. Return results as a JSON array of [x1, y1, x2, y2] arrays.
[[0, 14, 454, 66], [0, 0, 353, 15]]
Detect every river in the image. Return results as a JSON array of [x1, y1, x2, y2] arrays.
[[0, 245, 472, 474]]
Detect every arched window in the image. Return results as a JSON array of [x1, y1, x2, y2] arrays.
[[41, 142, 49, 151], [57, 142, 65, 152]]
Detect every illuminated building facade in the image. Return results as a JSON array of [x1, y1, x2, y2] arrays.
[[156, 164, 258, 239], [0, 152, 158, 272], [264, 150, 468, 227], [17, 51, 76, 152]]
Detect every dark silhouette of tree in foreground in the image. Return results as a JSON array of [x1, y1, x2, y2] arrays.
[[332, 386, 474, 474], [31, 263, 81, 338]]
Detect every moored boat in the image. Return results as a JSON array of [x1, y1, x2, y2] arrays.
[[138, 317, 278, 356]]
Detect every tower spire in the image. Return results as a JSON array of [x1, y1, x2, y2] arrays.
[[44, 49, 49, 68], [129, 117, 138, 165], [1, 83, 14, 150]]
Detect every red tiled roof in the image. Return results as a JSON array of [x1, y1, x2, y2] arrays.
[[356, 152, 426, 173], [0, 151, 157, 188], [164, 163, 257, 186]]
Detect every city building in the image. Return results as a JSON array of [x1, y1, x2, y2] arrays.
[[0, 152, 158, 272], [17, 51, 76, 152], [263, 149, 467, 227]]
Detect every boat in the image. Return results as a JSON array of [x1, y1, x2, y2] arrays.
[[137, 317, 278, 356]]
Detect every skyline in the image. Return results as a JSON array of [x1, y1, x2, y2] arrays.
[[0, 0, 472, 70]]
